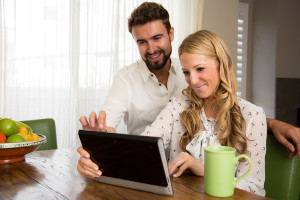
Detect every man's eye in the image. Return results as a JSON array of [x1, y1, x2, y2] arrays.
[[197, 67, 204, 72], [137, 41, 145, 45], [154, 37, 161, 41]]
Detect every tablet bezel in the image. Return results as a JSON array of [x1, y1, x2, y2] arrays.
[[78, 130, 173, 196]]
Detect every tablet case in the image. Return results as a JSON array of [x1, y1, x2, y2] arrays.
[[78, 130, 173, 196]]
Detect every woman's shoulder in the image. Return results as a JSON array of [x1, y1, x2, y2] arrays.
[[237, 98, 265, 117], [170, 96, 189, 105], [166, 96, 189, 112]]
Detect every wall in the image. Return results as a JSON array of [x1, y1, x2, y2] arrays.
[[200, 0, 300, 122], [251, 0, 277, 118], [276, 0, 300, 78], [201, 0, 239, 72], [275, 0, 300, 126], [251, 0, 300, 121]]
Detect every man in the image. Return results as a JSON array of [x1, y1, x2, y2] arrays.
[[78, 2, 300, 179], [81, 2, 187, 136]]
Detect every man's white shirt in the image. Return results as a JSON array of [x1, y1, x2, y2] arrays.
[[103, 58, 187, 134]]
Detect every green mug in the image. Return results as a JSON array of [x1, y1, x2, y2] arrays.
[[204, 146, 252, 197]]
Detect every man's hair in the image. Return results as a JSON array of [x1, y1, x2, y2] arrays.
[[128, 2, 171, 33]]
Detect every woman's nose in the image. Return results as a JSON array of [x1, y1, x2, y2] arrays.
[[190, 73, 197, 84]]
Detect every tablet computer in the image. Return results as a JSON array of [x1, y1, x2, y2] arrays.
[[78, 130, 173, 196]]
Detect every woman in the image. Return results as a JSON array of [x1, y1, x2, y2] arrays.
[[140, 30, 266, 196], [77, 30, 267, 196]]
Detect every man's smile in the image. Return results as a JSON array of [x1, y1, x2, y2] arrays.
[[147, 51, 162, 62]]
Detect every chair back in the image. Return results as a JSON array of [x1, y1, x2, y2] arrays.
[[21, 118, 57, 151], [265, 131, 300, 200]]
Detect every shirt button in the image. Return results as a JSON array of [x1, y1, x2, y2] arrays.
[[151, 74, 154, 77], [169, 100, 171, 102], [159, 84, 161, 86]]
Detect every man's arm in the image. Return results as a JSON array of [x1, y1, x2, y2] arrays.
[[267, 118, 300, 158], [102, 71, 129, 130]]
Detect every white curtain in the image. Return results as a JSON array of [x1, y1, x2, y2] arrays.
[[0, 0, 203, 149]]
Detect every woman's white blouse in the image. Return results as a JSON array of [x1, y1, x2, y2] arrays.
[[141, 97, 267, 196]]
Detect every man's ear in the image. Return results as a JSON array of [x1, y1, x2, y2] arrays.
[[169, 27, 175, 42]]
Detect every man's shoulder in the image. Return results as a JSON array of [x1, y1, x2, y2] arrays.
[[170, 57, 181, 68], [116, 61, 141, 78]]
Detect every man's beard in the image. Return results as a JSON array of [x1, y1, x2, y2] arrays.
[[144, 49, 172, 71]]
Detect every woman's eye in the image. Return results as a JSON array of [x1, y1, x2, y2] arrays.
[[183, 71, 189, 76]]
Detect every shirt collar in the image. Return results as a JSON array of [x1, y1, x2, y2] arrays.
[[137, 58, 177, 83]]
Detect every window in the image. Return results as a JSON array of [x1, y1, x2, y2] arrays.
[[1, 0, 198, 148], [237, 2, 249, 99]]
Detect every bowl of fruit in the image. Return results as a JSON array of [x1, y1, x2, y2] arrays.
[[0, 118, 47, 164]]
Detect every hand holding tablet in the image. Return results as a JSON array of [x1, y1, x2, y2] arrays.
[[78, 130, 173, 196]]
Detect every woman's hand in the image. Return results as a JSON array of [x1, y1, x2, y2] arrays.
[[168, 152, 204, 178], [77, 146, 102, 179]]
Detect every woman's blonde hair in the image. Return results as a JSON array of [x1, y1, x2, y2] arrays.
[[178, 30, 248, 155]]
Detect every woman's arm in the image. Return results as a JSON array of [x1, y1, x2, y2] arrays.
[[236, 106, 267, 196], [141, 101, 175, 149]]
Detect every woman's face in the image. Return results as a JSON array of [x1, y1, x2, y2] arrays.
[[180, 53, 220, 102]]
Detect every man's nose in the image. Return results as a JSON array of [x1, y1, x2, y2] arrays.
[[147, 41, 156, 54]]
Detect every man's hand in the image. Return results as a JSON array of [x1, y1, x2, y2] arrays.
[[77, 146, 102, 179], [79, 110, 115, 132], [77, 111, 116, 179], [267, 118, 300, 158]]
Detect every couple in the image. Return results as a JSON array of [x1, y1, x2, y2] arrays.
[[77, 2, 300, 197]]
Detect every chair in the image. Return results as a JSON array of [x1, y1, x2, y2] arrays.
[[265, 131, 300, 200], [20, 118, 57, 151]]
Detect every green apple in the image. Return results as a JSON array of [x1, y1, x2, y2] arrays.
[[6, 134, 26, 143], [0, 118, 20, 137]]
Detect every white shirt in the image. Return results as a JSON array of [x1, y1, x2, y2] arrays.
[[103, 58, 187, 134], [141, 97, 267, 196]]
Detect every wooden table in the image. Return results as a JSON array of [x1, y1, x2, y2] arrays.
[[0, 148, 270, 200]]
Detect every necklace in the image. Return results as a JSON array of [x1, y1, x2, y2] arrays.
[[204, 103, 218, 119]]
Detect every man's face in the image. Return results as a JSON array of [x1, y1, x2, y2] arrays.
[[131, 20, 174, 71]]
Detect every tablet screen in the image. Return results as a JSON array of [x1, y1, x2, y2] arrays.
[[79, 131, 168, 187]]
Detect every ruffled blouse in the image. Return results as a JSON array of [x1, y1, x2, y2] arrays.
[[141, 96, 267, 196]]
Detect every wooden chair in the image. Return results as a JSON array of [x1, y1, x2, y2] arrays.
[[21, 118, 57, 151], [265, 131, 300, 200]]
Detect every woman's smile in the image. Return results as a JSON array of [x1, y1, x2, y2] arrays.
[[193, 83, 207, 92]]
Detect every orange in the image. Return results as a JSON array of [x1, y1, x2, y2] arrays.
[[32, 134, 39, 141], [17, 127, 39, 141], [0, 132, 6, 143], [18, 127, 32, 141]]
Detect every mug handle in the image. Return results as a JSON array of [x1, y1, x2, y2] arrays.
[[234, 154, 252, 186]]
